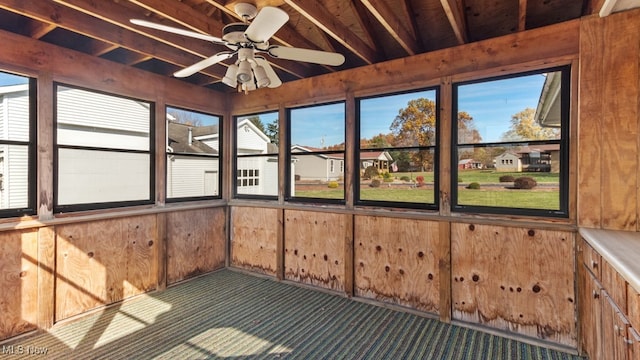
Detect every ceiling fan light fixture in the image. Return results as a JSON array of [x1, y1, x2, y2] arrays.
[[236, 60, 252, 83], [252, 64, 270, 88], [222, 64, 239, 88]]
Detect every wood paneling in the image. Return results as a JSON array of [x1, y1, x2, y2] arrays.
[[166, 208, 225, 284], [578, 10, 640, 230], [230, 206, 279, 276], [0, 230, 39, 341], [284, 210, 346, 291], [55, 215, 157, 320], [628, 283, 640, 330], [578, 263, 603, 359], [354, 215, 440, 313], [602, 259, 627, 311], [451, 223, 576, 346]]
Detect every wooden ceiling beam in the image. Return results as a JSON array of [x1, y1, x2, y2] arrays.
[[52, 0, 219, 59], [0, 0, 225, 80], [284, 0, 377, 64], [88, 42, 119, 57], [519, 0, 527, 32], [26, 21, 57, 39], [440, 0, 468, 45], [359, 0, 420, 55]]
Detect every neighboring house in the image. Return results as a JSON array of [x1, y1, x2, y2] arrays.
[[234, 118, 280, 196], [166, 120, 219, 198], [291, 145, 344, 181], [360, 151, 393, 172], [458, 158, 483, 170], [494, 152, 522, 172], [0, 85, 290, 203], [494, 144, 560, 173]]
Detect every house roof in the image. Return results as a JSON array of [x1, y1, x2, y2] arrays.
[[361, 151, 393, 161], [167, 121, 218, 154]]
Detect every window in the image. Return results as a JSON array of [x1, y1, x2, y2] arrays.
[[55, 85, 153, 211], [452, 66, 570, 217], [0, 71, 36, 217], [356, 88, 438, 208], [166, 106, 221, 201], [235, 111, 279, 198], [287, 102, 345, 202]]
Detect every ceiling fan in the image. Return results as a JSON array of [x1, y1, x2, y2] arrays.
[[131, 3, 345, 92]]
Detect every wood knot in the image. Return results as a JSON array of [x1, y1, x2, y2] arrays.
[[417, 251, 424, 258], [472, 274, 479, 282], [532, 284, 541, 293], [87, 252, 94, 258], [148, 240, 154, 246], [375, 245, 382, 251], [469, 224, 475, 231], [323, 254, 328, 261], [428, 273, 433, 280], [19, 271, 27, 278], [385, 265, 390, 272], [399, 269, 405, 275], [528, 229, 535, 236]]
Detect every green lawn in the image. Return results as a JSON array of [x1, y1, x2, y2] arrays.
[[390, 170, 559, 184], [296, 185, 559, 210]]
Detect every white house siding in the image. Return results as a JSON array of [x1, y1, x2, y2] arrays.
[[494, 153, 522, 172], [236, 120, 269, 154], [57, 148, 149, 205], [197, 137, 219, 152], [0, 87, 30, 209], [56, 86, 150, 138], [167, 155, 219, 198], [294, 154, 330, 181]]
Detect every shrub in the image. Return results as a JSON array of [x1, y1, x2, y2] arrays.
[[369, 179, 381, 187], [363, 166, 379, 180], [415, 175, 425, 187], [327, 181, 339, 188], [382, 172, 392, 179], [513, 176, 537, 189], [400, 176, 410, 182], [383, 177, 394, 182], [499, 175, 515, 182], [466, 182, 481, 189]]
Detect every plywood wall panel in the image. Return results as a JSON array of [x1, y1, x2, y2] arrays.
[[166, 208, 226, 284], [55, 215, 157, 321], [284, 210, 346, 291], [0, 230, 39, 341], [230, 206, 279, 276], [600, 10, 640, 231], [354, 215, 440, 313], [451, 223, 576, 347]]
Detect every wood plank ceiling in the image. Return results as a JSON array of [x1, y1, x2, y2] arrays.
[[0, 0, 588, 93]]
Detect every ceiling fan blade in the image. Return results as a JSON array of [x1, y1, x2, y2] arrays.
[[244, 7, 289, 43], [130, 19, 224, 44], [268, 46, 345, 66], [174, 52, 234, 78], [255, 56, 282, 88]]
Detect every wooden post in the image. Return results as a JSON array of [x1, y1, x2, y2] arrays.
[[156, 213, 167, 291], [439, 76, 452, 216], [37, 226, 55, 329], [37, 72, 54, 220], [438, 220, 452, 323]]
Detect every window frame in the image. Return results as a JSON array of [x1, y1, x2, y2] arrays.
[[450, 65, 571, 218], [286, 101, 346, 204], [53, 83, 155, 213], [233, 111, 279, 200], [0, 73, 37, 218], [165, 105, 222, 203], [355, 87, 440, 210]]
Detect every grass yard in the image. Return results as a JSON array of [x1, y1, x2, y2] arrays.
[[390, 170, 560, 184]]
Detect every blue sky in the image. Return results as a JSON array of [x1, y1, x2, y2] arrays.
[[288, 73, 546, 147], [0, 72, 28, 86]]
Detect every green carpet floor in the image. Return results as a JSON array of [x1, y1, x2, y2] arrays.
[[2, 269, 585, 359]]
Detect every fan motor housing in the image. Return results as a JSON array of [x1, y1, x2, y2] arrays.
[[222, 23, 249, 44]]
